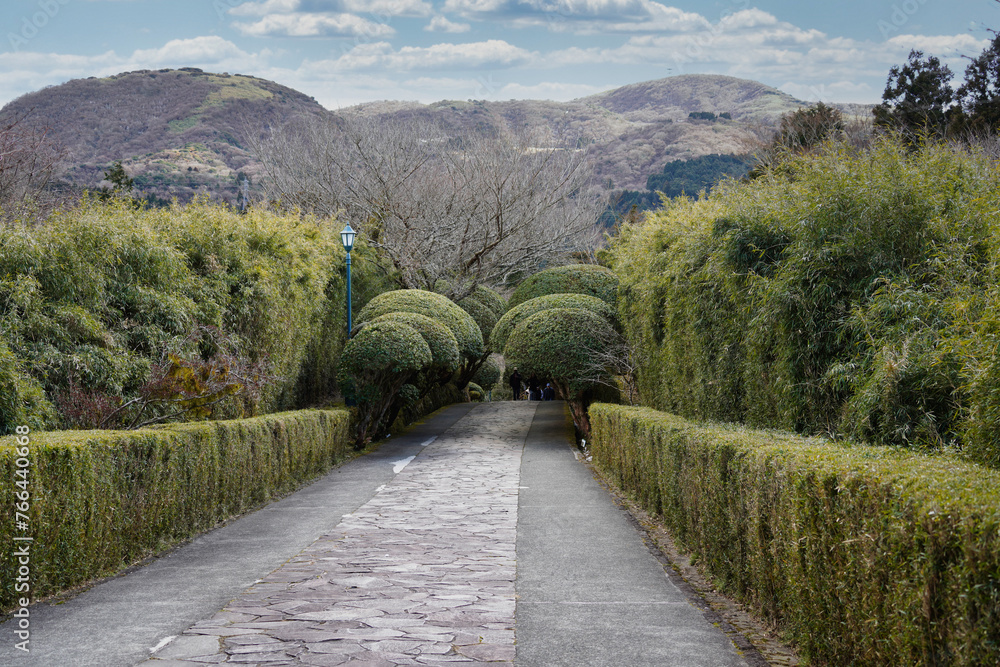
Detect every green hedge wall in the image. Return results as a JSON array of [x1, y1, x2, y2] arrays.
[[589, 403, 1000, 666], [0, 408, 351, 612]]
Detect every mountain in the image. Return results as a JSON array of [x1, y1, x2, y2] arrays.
[[1, 70, 829, 202], [343, 74, 812, 191], [0, 68, 328, 203]]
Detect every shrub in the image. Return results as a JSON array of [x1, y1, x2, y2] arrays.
[[472, 354, 502, 392], [589, 403, 1000, 666], [0, 341, 56, 434], [338, 317, 432, 446], [467, 382, 484, 401], [0, 199, 382, 428], [367, 312, 460, 380], [457, 286, 506, 344], [0, 407, 351, 612], [503, 308, 620, 433], [607, 138, 1000, 463], [508, 264, 619, 309], [491, 293, 619, 353], [357, 289, 483, 364]]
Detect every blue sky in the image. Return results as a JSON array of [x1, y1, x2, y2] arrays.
[[0, 0, 994, 109]]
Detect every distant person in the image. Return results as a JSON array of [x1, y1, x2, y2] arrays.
[[542, 383, 555, 401], [509, 369, 523, 400], [527, 374, 541, 401]]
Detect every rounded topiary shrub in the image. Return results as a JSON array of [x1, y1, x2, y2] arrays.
[[358, 289, 483, 363], [509, 264, 619, 309], [367, 312, 460, 376], [339, 319, 432, 402], [467, 382, 484, 401], [472, 354, 502, 391], [456, 285, 507, 348], [503, 307, 619, 433], [491, 293, 619, 353]]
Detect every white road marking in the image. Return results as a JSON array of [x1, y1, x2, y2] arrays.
[[392, 456, 416, 474]]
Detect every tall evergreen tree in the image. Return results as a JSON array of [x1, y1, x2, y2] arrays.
[[957, 33, 1000, 133], [874, 50, 955, 140]]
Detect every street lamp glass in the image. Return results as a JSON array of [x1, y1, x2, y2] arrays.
[[340, 223, 356, 253]]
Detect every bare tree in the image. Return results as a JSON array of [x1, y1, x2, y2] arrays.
[[0, 111, 65, 222], [246, 113, 603, 298]]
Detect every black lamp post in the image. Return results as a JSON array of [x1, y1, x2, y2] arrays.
[[340, 223, 357, 336]]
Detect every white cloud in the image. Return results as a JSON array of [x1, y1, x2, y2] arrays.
[[497, 80, 611, 100], [229, 0, 301, 16], [886, 33, 988, 56], [328, 40, 534, 71], [230, 0, 432, 18], [233, 13, 396, 38], [426, 15, 472, 33], [443, 0, 708, 34], [131, 36, 252, 65]]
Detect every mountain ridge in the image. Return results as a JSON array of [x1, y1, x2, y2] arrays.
[[1, 69, 847, 201]]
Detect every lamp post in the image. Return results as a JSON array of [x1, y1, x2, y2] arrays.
[[340, 223, 357, 337]]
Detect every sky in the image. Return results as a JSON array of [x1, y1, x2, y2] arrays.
[[0, 0, 995, 110]]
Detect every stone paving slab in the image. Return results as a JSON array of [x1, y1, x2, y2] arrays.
[[142, 402, 536, 666]]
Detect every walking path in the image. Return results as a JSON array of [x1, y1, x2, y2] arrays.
[[2, 402, 756, 667]]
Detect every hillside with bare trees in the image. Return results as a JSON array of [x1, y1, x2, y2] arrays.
[[1, 70, 823, 206]]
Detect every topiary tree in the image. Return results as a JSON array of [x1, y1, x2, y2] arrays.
[[503, 307, 620, 435], [338, 317, 431, 447], [357, 289, 483, 365], [472, 354, 502, 393], [508, 264, 619, 309], [363, 311, 460, 428], [467, 382, 485, 401], [454, 284, 508, 386], [491, 293, 619, 353]]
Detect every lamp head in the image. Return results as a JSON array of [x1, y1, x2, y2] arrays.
[[340, 223, 357, 253]]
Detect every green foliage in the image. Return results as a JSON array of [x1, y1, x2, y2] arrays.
[[0, 199, 366, 428], [367, 312, 460, 378], [608, 138, 1000, 464], [504, 309, 614, 394], [508, 264, 619, 309], [874, 50, 955, 140], [491, 293, 619, 353], [467, 382, 484, 401], [590, 403, 1000, 666], [358, 289, 483, 364], [503, 308, 620, 432], [339, 319, 431, 400], [472, 354, 501, 391], [0, 341, 56, 434], [0, 407, 352, 612], [456, 284, 507, 347], [646, 154, 750, 197], [338, 317, 432, 446]]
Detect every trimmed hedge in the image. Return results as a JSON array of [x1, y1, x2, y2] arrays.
[[0, 408, 351, 612], [508, 264, 619, 309], [456, 285, 507, 347], [589, 403, 1000, 666], [357, 289, 483, 364], [491, 293, 619, 353], [366, 312, 460, 376]]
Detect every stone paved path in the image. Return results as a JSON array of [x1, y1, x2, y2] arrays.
[[141, 402, 534, 666]]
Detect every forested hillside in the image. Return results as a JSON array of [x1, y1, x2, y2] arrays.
[[1, 71, 825, 205]]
